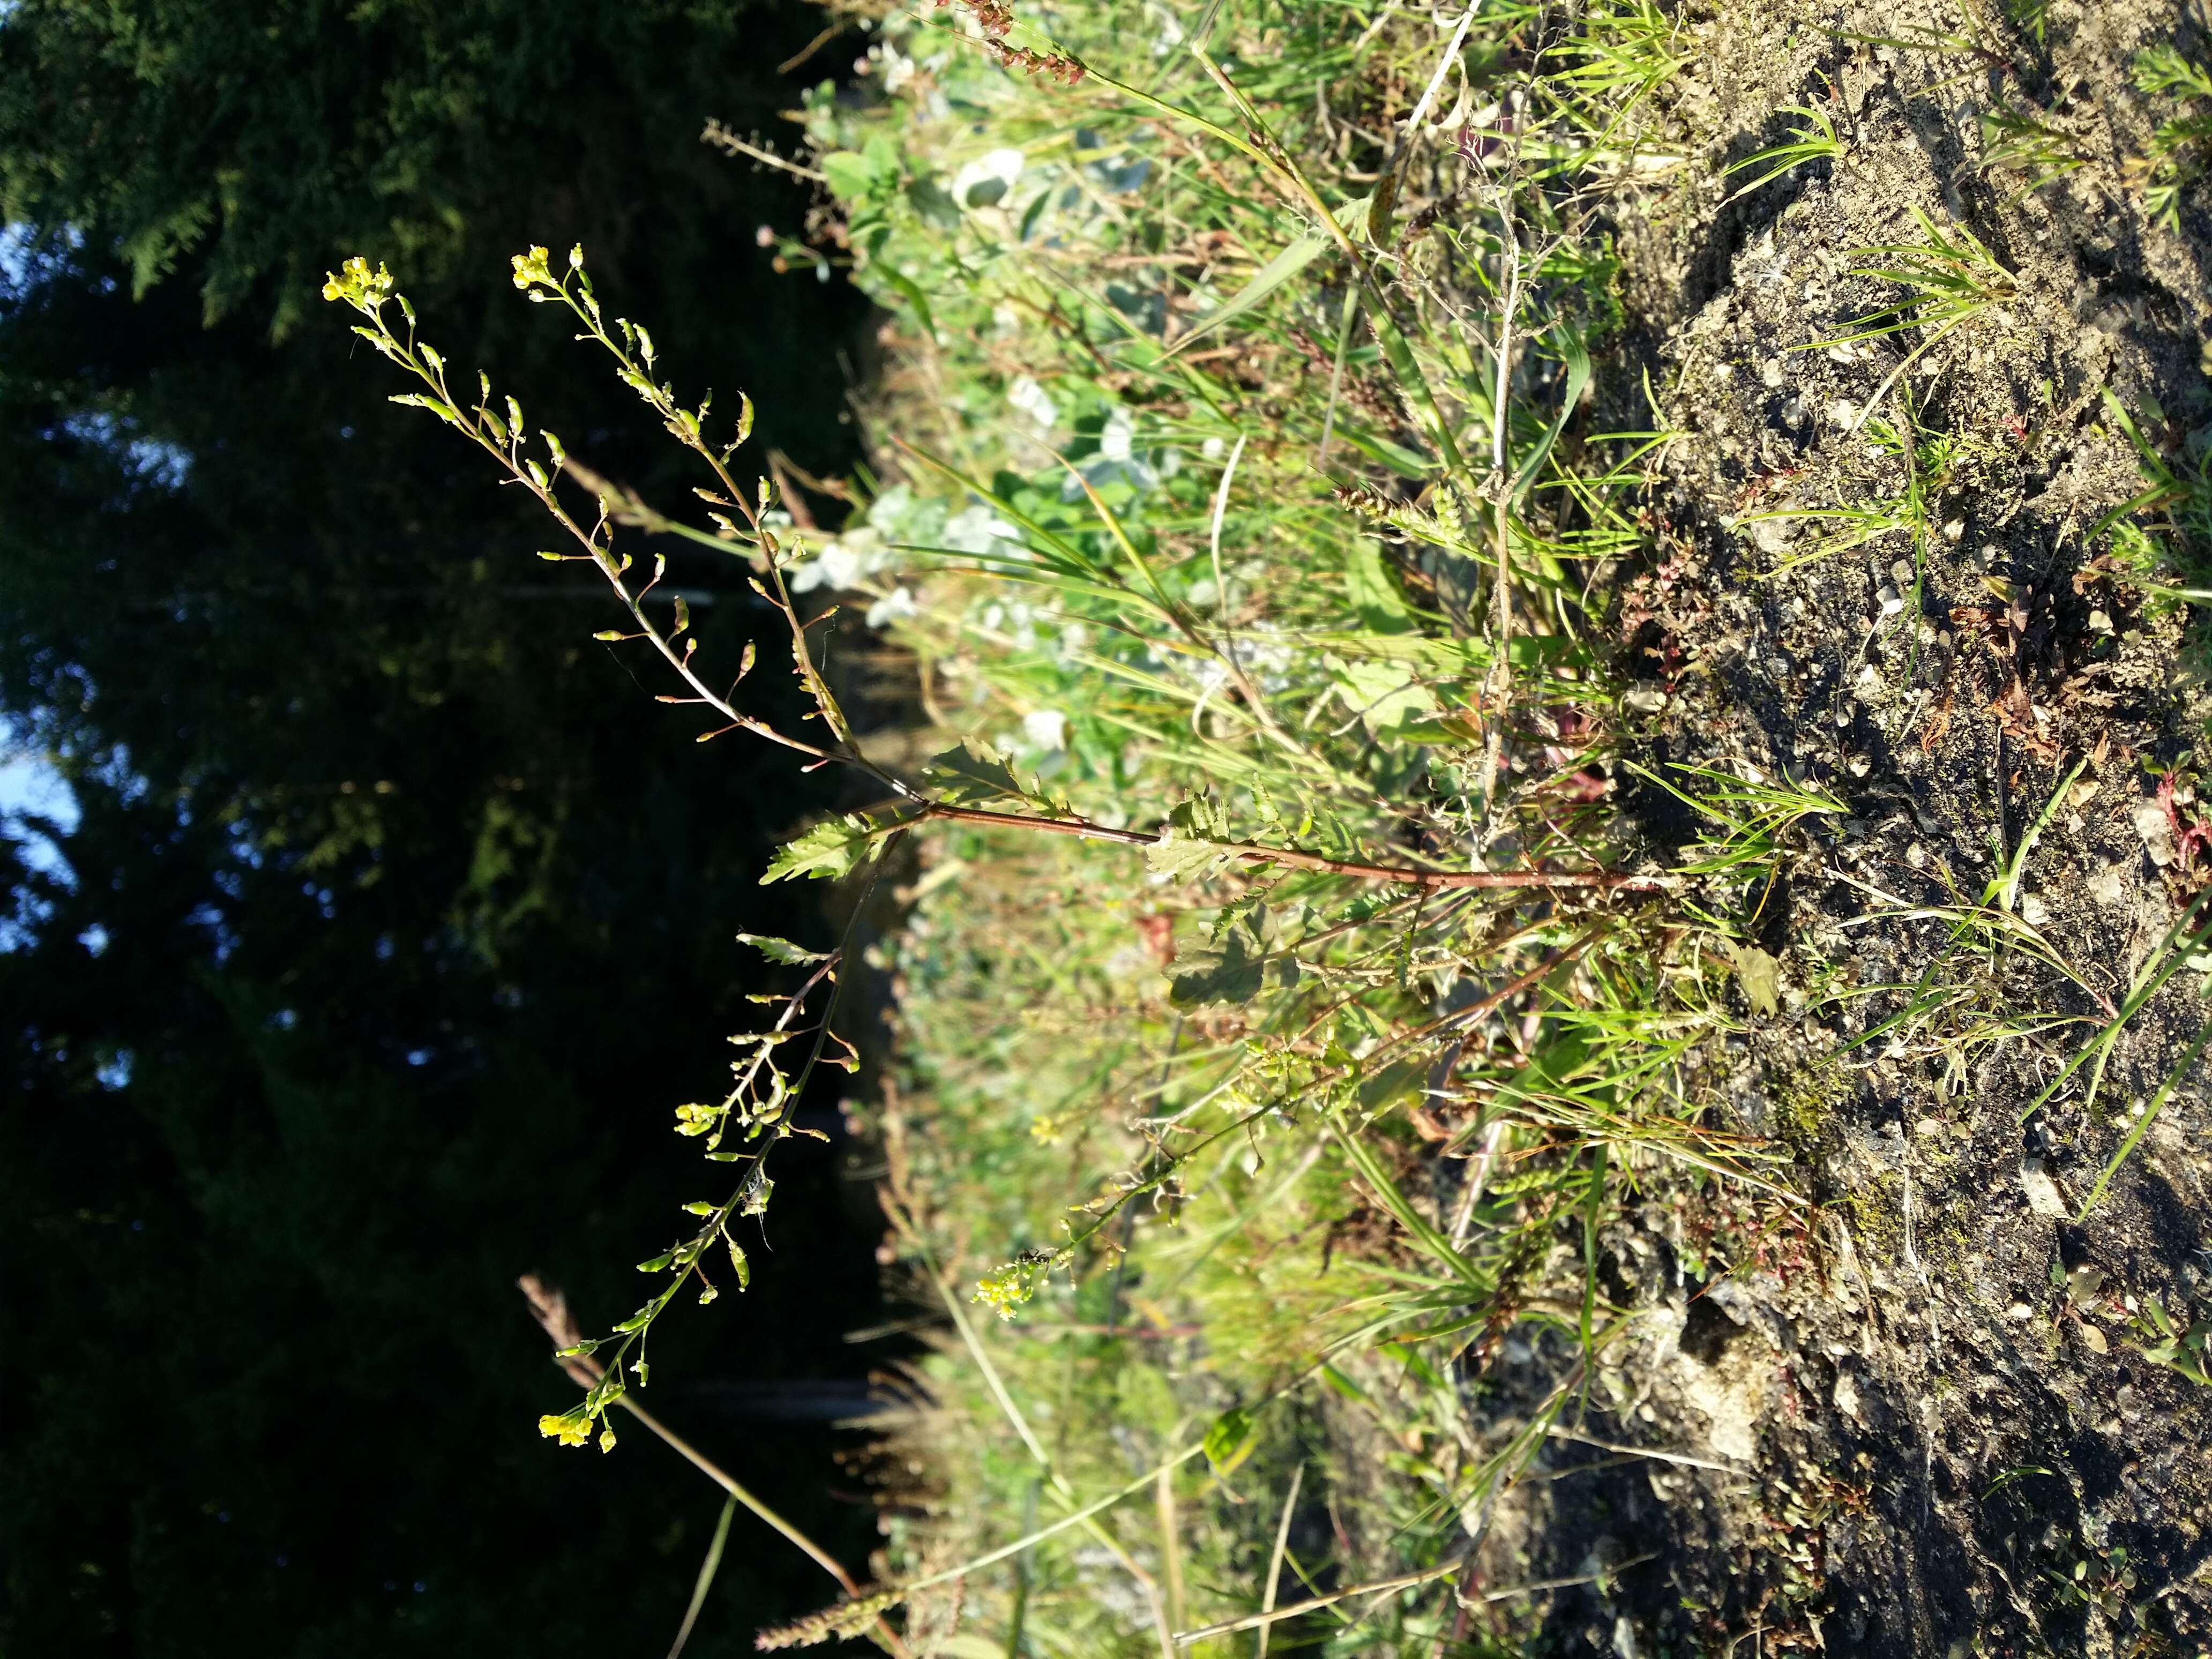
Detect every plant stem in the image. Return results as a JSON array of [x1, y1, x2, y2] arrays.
[[518, 1278, 918, 1659], [916, 802, 1664, 889]]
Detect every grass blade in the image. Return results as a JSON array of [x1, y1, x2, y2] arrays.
[[664, 1494, 738, 1659]]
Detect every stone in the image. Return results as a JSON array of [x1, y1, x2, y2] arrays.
[[2020, 1158, 2066, 1218]]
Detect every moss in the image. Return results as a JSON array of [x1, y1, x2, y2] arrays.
[[1842, 1185, 1907, 1261], [1769, 1055, 1853, 1160]]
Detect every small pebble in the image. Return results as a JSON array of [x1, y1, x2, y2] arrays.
[[2021, 1158, 2066, 1218]]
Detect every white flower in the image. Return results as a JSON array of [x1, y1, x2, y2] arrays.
[[787, 525, 887, 593], [866, 586, 918, 627], [1099, 406, 1135, 462], [1148, 2, 1185, 56], [1022, 709, 1068, 751], [944, 504, 1024, 557], [951, 148, 1025, 210], [1006, 375, 1058, 431]]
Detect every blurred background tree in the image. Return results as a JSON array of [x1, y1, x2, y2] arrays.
[[0, 2, 892, 1653]]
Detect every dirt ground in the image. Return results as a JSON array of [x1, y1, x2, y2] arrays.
[[1448, 1, 2212, 1652]]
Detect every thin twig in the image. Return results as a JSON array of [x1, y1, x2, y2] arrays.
[[1448, 1118, 1509, 1250], [1542, 1424, 1747, 1476], [1474, 102, 1525, 834], [1172, 1554, 1654, 1643], [701, 118, 828, 183], [774, 22, 843, 75]]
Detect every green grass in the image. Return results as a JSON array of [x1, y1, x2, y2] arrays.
[[1722, 101, 1845, 203], [749, 8, 1809, 1645]]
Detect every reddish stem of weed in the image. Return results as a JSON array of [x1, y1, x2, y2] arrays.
[[920, 803, 1665, 891]]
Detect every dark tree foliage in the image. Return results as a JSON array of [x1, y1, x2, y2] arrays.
[[0, 3, 886, 1655]]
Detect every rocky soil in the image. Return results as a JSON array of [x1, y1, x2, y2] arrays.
[[1450, 0, 2212, 1652]]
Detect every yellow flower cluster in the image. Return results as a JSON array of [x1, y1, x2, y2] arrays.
[[510, 244, 585, 293], [318, 256, 392, 309], [536, 1410, 592, 1447], [509, 245, 555, 290], [972, 1251, 1055, 1320]]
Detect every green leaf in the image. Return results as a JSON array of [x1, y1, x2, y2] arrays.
[[925, 737, 1028, 805], [761, 813, 877, 884], [907, 175, 962, 230], [821, 150, 894, 203], [1325, 653, 1440, 739], [735, 932, 832, 964], [1202, 1405, 1260, 1477], [880, 270, 938, 345], [1345, 543, 1416, 635], [1507, 327, 1593, 506], [1318, 1363, 1369, 1403], [1168, 918, 1266, 1007], [1147, 832, 1237, 885], [725, 1231, 751, 1290], [1355, 1058, 1424, 1114], [1146, 794, 1239, 884]]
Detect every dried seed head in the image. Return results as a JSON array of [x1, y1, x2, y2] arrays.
[[754, 1587, 904, 1650]]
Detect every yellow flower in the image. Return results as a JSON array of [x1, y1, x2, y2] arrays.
[[510, 245, 556, 291], [319, 256, 392, 308], [537, 1411, 592, 1447], [973, 1251, 1056, 1321]]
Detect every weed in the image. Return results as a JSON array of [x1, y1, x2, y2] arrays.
[[1722, 101, 1846, 203], [1794, 209, 2015, 432], [2132, 41, 2212, 229], [1544, 0, 1687, 132], [1978, 102, 2091, 202], [2004, 0, 2051, 48]]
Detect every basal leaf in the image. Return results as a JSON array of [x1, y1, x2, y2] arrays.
[[1346, 542, 1417, 635]]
